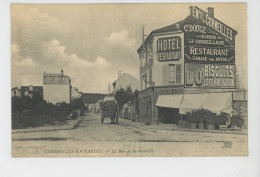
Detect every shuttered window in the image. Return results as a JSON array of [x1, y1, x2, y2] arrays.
[[169, 64, 176, 84], [162, 64, 181, 85], [162, 64, 169, 85], [176, 64, 181, 84]]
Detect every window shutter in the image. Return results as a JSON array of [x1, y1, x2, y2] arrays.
[[149, 68, 152, 86], [176, 64, 181, 84], [162, 64, 169, 85]]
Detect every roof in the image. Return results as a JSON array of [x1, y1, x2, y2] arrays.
[[43, 73, 70, 79], [113, 73, 138, 84], [82, 93, 106, 104], [137, 20, 184, 53], [152, 20, 184, 34], [20, 86, 43, 93], [11, 87, 20, 91]]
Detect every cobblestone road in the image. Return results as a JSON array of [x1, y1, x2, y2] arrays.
[[12, 113, 248, 157]]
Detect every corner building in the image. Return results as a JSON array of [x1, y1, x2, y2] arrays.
[[137, 6, 247, 124]]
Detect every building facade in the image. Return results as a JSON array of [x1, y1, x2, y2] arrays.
[[43, 70, 71, 104], [137, 6, 245, 124], [112, 71, 139, 93], [11, 85, 43, 98]]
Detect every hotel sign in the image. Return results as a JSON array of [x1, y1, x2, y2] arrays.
[[157, 36, 182, 62], [185, 63, 235, 89], [184, 46, 235, 63]]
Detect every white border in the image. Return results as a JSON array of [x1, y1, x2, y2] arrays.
[[1, 0, 259, 177]]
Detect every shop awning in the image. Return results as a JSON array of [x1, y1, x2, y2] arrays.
[[201, 92, 232, 115], [179, 92, 233, 115], [156, 95, 183, 108], [179, 93, 208, 114]]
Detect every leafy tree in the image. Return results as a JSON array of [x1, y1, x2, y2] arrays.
[[114, 86, 133, 108], [114, 86, 135, 123]]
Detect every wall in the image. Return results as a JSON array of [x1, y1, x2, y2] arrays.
[[114, 73, 139, 92], [43, 84, 71, 104], [152, 32, 185, 87]]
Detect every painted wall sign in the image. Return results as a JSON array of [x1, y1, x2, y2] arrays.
[[157, 36, 182, 62], [182, 23, 232, 47], [154, 87, 184, 95], [189, 6, 236, 45], [184, 46, 235, 63], [185, 63, 235, 88]]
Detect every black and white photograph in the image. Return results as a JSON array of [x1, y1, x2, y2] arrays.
[[10, 3, 248, 157]]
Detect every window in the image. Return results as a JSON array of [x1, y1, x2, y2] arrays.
[[169, 64, 176, 84]]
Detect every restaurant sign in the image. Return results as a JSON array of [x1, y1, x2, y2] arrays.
[[157, 36, 182, 62], [184, 46, 235, 63], [185, 63, 235, 89]]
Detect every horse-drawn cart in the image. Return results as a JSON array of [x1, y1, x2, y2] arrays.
[[101, 100, 118, 124]]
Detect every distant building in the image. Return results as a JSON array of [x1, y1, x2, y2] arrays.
[[11, 87, 21, 97], [112, 71, 139, 93], [71, 87, 82, 100], [11, 85, 43, 98], [43, 70, 71, 104]]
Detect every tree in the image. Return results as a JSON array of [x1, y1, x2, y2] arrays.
[[114, 86, 134, 123], [114, 87, 133, 108]]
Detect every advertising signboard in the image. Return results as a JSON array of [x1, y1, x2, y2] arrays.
[[188, 6, 237, 46], [182, 23, 233, 47], [184, 46, 235, 63], [185, 63, 235, 89], [154, 87, 184, 95], [157, 36, 182, 62]]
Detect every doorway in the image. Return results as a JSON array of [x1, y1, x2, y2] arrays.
[[158, 107, 179, 124]]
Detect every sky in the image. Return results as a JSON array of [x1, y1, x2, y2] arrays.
[[11, 3, 247, 93]]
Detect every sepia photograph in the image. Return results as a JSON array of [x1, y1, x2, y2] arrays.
[[11, 3, 248, 157]]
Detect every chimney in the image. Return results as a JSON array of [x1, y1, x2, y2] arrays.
[[61, 69, 64, 75], [207, 7, 214, 18], [118, 70, 122, 79]]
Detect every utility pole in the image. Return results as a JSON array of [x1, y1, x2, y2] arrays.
[[142, 25, 145, 50]]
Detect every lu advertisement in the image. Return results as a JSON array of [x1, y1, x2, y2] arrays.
[[185, 63, 235, 88]]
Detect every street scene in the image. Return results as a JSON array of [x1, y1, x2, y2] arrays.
[[12, 113, 247, 157], [11, 4, 248, 157]]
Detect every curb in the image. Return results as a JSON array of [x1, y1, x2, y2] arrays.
[[172, 128, 248, 135], [119, 118, 248, 135], [12, 116, 84, 134]]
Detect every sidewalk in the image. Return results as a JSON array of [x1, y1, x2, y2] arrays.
[[118, 118, 248, 135], [12, 116, 84, 134]]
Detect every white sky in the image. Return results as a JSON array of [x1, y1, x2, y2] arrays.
[[11, 3, 247, 93]]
